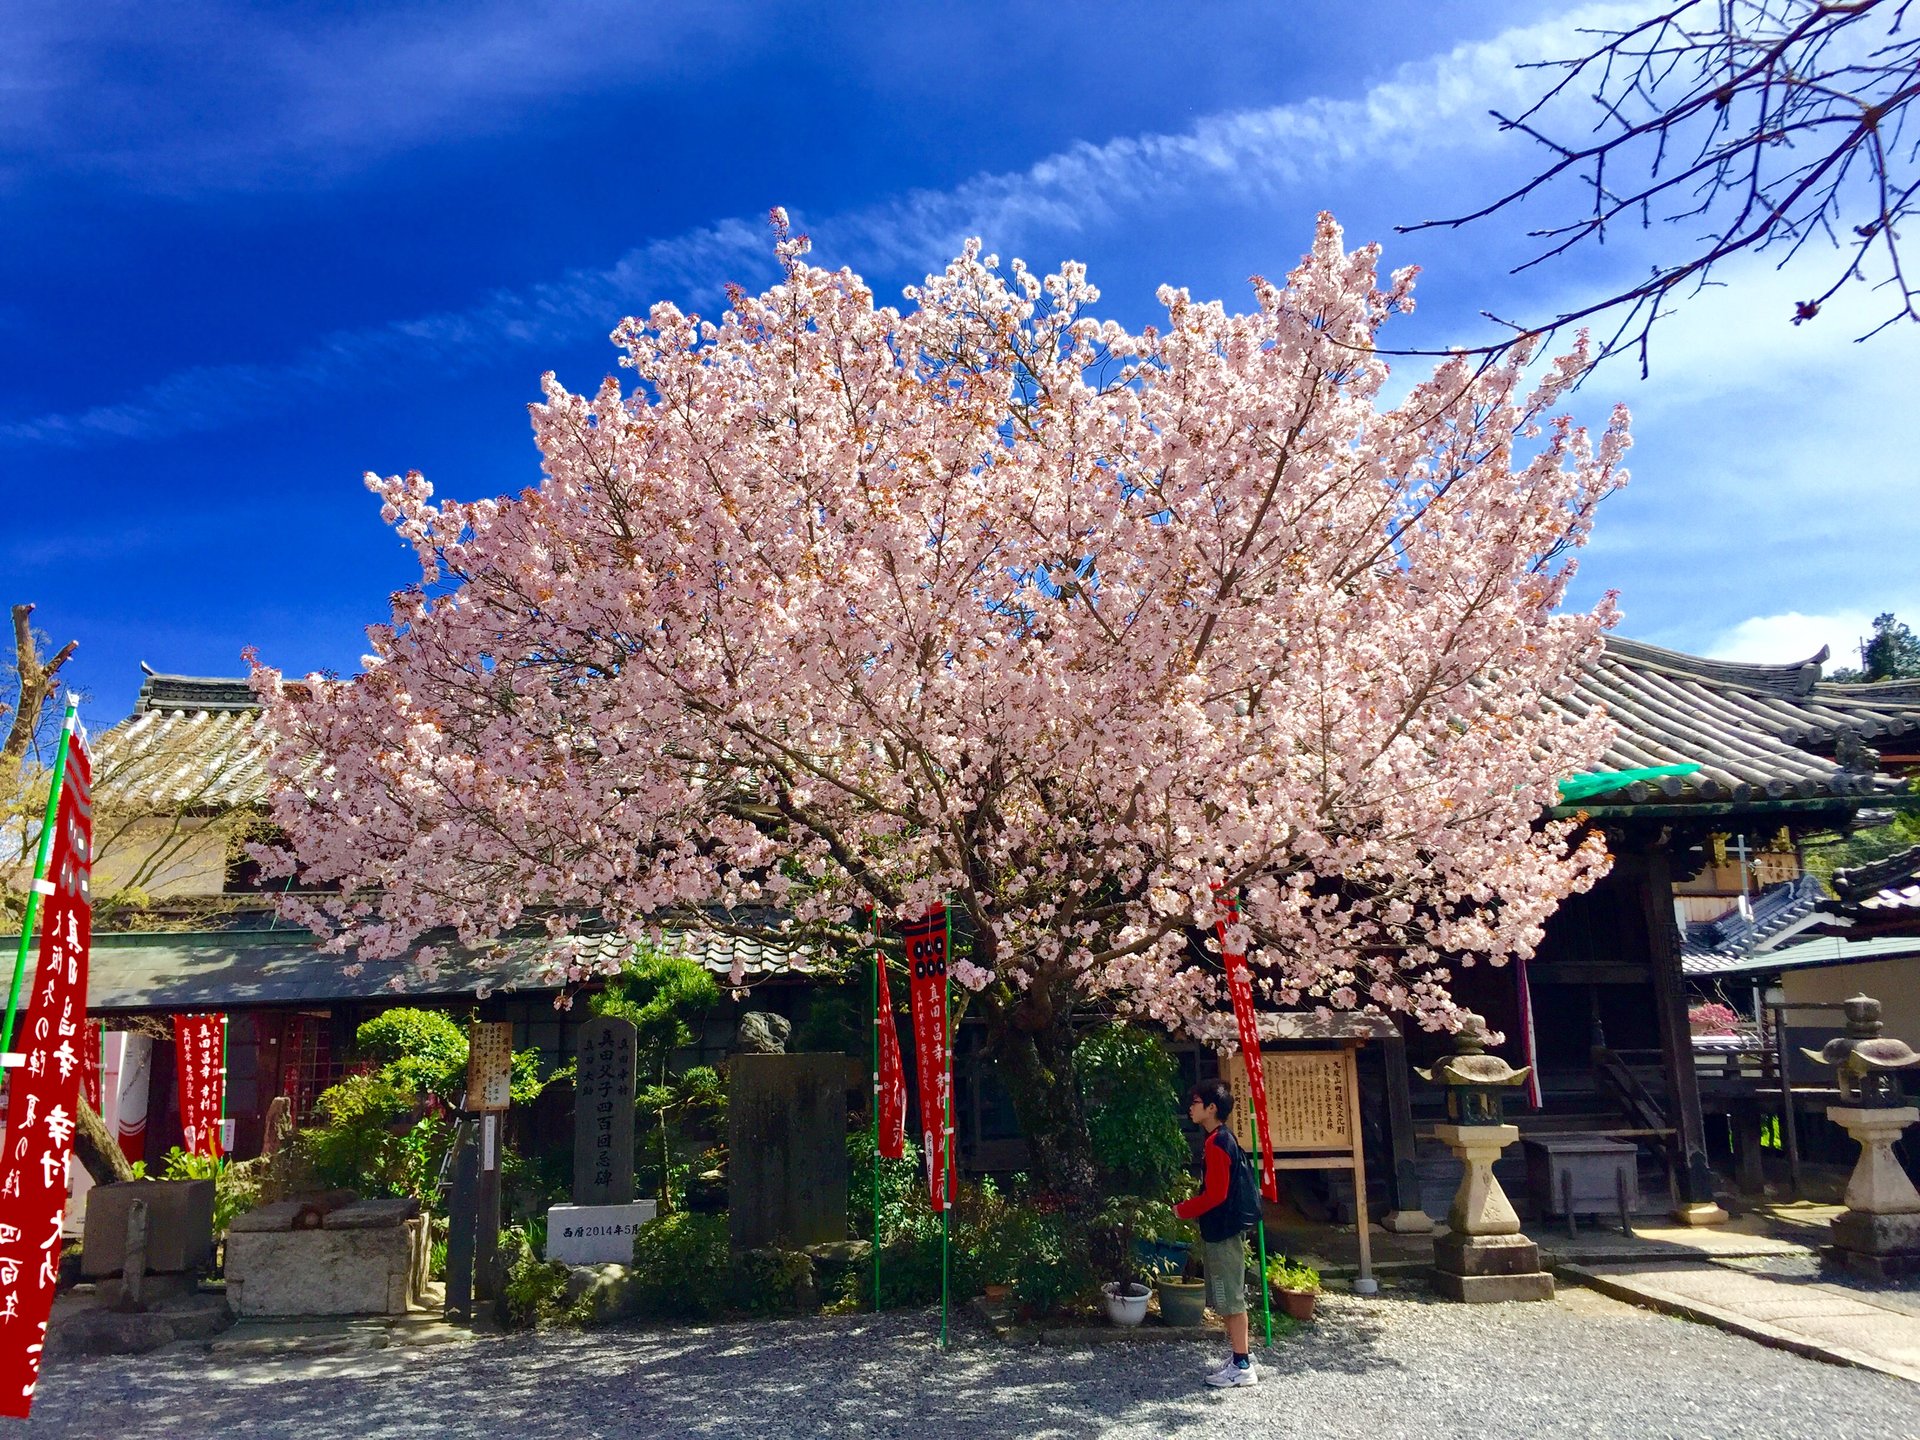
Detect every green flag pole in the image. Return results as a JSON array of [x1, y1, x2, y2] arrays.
[[1256, 1205, 1272, 1348], [3, 696, 77, 1057], [940, 900, 953, 1352], [872, 922, 882, 1314]]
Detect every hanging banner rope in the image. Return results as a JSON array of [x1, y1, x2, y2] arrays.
[[900, 906, 952, 1213], [0, 719, 92, 1419], [1215, 890, 1278, 1203]]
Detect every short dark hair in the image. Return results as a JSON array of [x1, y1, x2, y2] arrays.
[[1189, 1079, 1234, 1120]]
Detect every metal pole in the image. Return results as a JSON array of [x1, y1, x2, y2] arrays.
[[940, 902, 953, 1352], [3, 697, 76, 1056], [1255, 1205, 1272, 1346], [872, 923, 882, 1314], [1774, 1002, 1803, 1200]]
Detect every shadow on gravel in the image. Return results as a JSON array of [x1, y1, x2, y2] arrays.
[[18, 1293, 1408, 1440]]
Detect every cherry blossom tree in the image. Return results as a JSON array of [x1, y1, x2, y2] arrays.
[[252, 213, 1628, 1197]]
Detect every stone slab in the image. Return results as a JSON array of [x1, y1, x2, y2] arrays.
[[229, 1201, 303, 1235], [1567, 1260, 1920, 1385], [1832, 1209, 1920, 1256], [81, 1180, 214, 1276], [227, 1216, 427, 1317], [324, 1198, 420, 1230], [1434, 1233, 1541, 1277], [728, 1054, 852, 1251], [1430, 1270, 1554, 1302], [546, 1201, 657, 1265]]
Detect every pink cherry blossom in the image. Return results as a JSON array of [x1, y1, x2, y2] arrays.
[[251, 212, 1625, 1041]]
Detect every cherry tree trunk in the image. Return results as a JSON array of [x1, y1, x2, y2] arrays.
[[979, 979, 1099, 1210]]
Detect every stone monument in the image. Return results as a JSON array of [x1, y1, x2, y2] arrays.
[[1419, 1016, 1553, 1302], [1804, 995, 1920, 1280], [728, 1040, 852, 1252], [547, 1015, 657, 1265]]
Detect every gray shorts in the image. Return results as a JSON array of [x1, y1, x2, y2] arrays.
[[1202, 1235, 1248, 1315]]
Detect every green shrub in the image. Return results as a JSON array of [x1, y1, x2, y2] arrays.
[[732, 1247, 817, 1315], [1074, 1023, 1187, 1202], [847, 1131, 924, 1240], [1005, 1205, 1096, 1316], [497, 1225, 572, 1329], [629, 1212, 729, 1320], [295, 1074, 451, 1204], [354, 1008, 469, 1100]]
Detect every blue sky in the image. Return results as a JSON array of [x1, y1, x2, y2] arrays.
[[5, 0, 1914, 724]]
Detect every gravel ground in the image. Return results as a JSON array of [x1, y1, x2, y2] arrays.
[[12, 1281, 1920, 1440]]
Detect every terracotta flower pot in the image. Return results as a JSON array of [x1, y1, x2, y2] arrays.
[[1275, 1287, 1317, 1322]]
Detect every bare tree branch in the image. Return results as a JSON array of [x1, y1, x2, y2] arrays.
[[1398, 0, 1920, 374]]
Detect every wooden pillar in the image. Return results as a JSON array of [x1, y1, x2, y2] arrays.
[[1378, 1031, 1432, 1232], [1633, 840, 1728, 1223]]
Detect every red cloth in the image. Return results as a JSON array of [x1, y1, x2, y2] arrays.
[[1215, 891, 1279, 1201], [900, 906, 952, 1211], [874, 941, 907, 1161], [173, 1015, 225, 1159], [1175, 1131, 1233, 1220], [0, 733, 92, 1418]]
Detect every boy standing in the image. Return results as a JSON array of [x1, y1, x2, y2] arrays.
[[1176, 1079, 1259, 1388]]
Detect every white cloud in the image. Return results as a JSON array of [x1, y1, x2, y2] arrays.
[[1704, 611, 1903, 669]]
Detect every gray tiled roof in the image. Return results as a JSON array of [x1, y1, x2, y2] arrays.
[[1831, 844, 1920, 915], [1561, 638, 1920, 805], [1680, 874, 1830, 975], [109, 637, 1920, 817], [29, 923, 817, 1013]]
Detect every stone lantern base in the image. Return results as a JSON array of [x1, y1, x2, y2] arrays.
[[1824, 1105, 1920, 1281], [1431, 1233, 1555, 1303], [1429, 1122, 1554, 1303]]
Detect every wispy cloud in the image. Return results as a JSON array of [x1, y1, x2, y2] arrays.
[[0, 4, 1648, 451]]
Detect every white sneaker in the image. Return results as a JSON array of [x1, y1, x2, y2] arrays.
[[1205, 1356, 1237, 1380], [1205, 1359, 1258, 1388]]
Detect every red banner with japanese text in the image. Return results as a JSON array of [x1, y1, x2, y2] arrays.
[[173, 1015, 225, 1160], [1216, 892, 1278, 1202], [0, 733, 91, 1418], [900, 907, 952, 1211], [874, 945, 907, 1161], [80, 1022, 100, 1114]]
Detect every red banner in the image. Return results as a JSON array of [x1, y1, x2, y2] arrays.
[[1216, 892, 1278, 1202], [173, 1015, 225, 1160], [874, 947, 907, 1161], [80, 1023, 100, 1114], [0, 733, 92, 1418], [900, 907, 952, 1211]]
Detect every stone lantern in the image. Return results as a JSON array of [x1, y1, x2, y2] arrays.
[[1417, 1015, 1553, 1302], [1802, 995, 1920, 1280]]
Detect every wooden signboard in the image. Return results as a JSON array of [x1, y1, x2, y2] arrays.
[[1223, 1044, 1373, 1284], [466, 1021, 514, 1112]]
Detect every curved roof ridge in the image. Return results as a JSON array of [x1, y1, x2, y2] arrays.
[[1602, 635, 1829, 698]]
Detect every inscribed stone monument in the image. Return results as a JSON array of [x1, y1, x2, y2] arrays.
[[728, 1054, 851, 1251], [573, 1016, 637, 1206]]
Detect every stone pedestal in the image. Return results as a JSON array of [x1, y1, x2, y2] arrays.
[[1825, 1105, 1920, 1278], [546, 1201, 658, 1265], [226, 1199, 428, 1318], [1429, 1122, 1551, 1303], [1381, 1209, 1435, 1235]]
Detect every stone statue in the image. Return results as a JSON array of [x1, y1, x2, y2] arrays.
[[735, 1011, 792, 1055]]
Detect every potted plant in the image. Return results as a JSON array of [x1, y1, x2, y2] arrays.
[[1148, 1251, 1208, 1327], [1100, 1278, 1151, 1325], [1266, 1255, 1321, 1322]]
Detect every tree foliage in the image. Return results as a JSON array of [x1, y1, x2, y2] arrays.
[[254, 214, 1625, 1051], [1829, 611, 1920, 683]]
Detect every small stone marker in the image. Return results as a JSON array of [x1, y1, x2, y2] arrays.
[[545, 1200, 658, 1265], [573, 1016, 638, 1206], [467, 1022, 515, 1112]]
